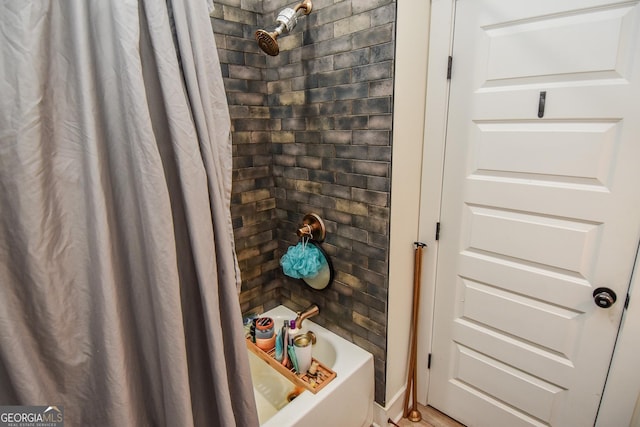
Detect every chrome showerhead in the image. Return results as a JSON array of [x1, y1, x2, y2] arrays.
[[255, 0, 313, 56]]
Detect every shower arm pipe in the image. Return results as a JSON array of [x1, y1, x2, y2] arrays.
[[294, 0, 313, 15]]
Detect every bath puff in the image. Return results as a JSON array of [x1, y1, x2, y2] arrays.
[[280, 241, 325, 279]]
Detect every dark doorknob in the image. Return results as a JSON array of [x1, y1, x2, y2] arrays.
[[593, 287, 617, 308]]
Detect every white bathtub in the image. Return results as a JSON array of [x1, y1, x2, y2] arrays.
[[247, 305, 374, 427]]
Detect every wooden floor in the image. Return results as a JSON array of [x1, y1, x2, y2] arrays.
[[393, 404, 465, 427]]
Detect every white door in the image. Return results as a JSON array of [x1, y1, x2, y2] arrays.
[[428, 1, 640, 426]]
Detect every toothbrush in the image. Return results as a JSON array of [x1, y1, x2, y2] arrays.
[[281, 321, 289, 367]]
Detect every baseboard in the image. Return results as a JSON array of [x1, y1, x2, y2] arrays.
[[372, 386, 407, 427]]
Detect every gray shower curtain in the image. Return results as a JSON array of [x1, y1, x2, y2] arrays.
[[0, 1, 259, 426]]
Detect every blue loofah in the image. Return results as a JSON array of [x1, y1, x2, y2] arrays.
[[280, 241, 325, 279]]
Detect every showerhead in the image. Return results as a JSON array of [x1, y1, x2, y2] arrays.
[[255, 0, 313, 56], [255, 29, 280, 56]]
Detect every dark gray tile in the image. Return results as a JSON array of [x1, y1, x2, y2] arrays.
[[371, 42, 395, 62], [353, 160, 389, 177], [352, 187, 388, 207], [353, 130, 391, 146], [336, 172, 368, 189], [336, 115, 368, 130], [368, 114, 393, 130], [309, 1, 353, 27], [318, 69, 351, 87], [352, 62, 392, 83], [322, 130, 352, 144], [352, 0, 393, 14], [353, 97, 391, 114], [352, 23, 394, 50], [319, 100, 352, 115], [371, 3, 396, 26], [334, 83, 369, 100]]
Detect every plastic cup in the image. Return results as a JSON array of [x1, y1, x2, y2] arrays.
[[293, 334, 312, 374]]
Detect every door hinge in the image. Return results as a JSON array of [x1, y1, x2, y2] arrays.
[[435, 222, 441, 241], [447, 56, 453, 79], [625, 293, 630, 309], [427, 353, 432, 369]]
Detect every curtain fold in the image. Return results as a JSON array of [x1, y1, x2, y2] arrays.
[[0, 1, 259, 426]]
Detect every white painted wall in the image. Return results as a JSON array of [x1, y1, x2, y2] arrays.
[[377, 1, 430, 425]]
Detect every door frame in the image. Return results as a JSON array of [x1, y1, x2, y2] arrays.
[[415, 0, 640, 423], [597, 243, 640, 426]]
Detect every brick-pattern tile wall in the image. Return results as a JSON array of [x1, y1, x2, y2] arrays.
[[264, 0, 395, 405], [212, 0, 395, 405], [211, 1, 281, 314]]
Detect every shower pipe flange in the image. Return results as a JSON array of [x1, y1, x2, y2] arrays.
[[297, 213, 326, 242]]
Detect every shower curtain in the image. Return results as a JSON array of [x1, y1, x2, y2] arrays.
[[0, 1, 259, 426]]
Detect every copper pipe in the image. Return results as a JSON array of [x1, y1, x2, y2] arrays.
[[294, 0, 313, 14], [403, 242, 426, 422], [294, 304, 319, 328]]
